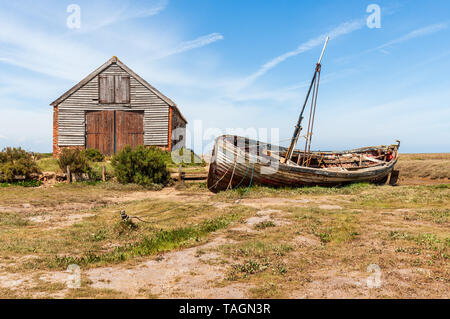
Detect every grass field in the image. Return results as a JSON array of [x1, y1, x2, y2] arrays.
[[0, 154, 448, 298], [396, 153, 450, 181], [36, 153, 449, 182], [36, 155, 206, 178]]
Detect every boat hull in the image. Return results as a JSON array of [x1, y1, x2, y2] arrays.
[[207, 135, 399, 193]]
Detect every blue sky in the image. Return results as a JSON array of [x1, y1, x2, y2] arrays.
[[0, 0, 449, 153]]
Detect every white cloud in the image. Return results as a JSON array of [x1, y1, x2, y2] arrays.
[[72, 0, 169, 33], [0, 5, 223, 84], [0, 107, 51, 152], [336, 22, 450, 63], [229, 68, 359, 103], [0, 11, 106, 81], [156, 33, 224, 59], [312, 88, 450, 152], [373, 23, 448, 52], [0, 2, 448, 154], [241, 19, 365, 88]]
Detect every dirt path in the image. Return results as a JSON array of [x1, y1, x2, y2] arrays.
[[87, 237, 245, 298], [1, 188, 212, 231], [104, 187, 214, 204], [82, 210, 287, 298], [8, 208, 290, 298]]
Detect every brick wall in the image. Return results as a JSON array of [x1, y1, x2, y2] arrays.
[[52, 106, 59, 158]]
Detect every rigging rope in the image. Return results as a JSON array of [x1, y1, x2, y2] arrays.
[[234, 164, 255, 204], [302, 70, 317, 163], [226, 158, 238, 190], [299, 64, 321, 166], [306, 68, 321, 166], [207, 161, 234, 191], [233, 163, 251, 189]]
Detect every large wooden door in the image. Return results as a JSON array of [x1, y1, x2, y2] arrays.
[[86, 111, 115, 155], [115, 111, 144, 153]]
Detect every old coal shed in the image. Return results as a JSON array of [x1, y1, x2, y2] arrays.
[[51, 56, 187, 157]]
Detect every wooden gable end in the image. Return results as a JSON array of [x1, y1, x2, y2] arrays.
[[57, 63, 170, 147]]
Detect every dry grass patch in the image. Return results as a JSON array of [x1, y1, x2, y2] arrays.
[[399, 153, 450, 160], [210, 183, 449, 298], [403, 208, 449, 225], [0, 182, 146, 208], [345, 184, 449, 210], [0, 197, 255, 272], [396, 153, 450, 181]]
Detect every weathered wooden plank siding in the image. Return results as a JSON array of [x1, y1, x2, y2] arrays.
[[58, 64, 169, 146]]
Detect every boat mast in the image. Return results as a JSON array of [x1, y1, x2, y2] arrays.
[[282, 36, 329, 164]]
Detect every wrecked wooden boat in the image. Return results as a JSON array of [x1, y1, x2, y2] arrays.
[[207, 135, 400, 193], [207, 37, 400, 193]]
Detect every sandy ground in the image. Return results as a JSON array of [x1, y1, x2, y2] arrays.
[[0, 177, 448, 299], [0, 191, 306, 298], [1, 201, 287, 298]]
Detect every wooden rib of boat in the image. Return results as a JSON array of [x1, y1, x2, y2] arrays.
[[207, 135, 400, 193]]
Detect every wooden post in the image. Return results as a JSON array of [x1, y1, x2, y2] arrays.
[[66, 165, 71, 183], [389, 170, 399, 186], [168, 107, 173, 152], [102, 165, 106, 182], [178, 165, 184, 183]]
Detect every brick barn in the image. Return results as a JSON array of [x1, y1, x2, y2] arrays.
[[51, 56, 187, 157]]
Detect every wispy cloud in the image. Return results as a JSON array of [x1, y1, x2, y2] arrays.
[[0, 1, 448, 154], [372, 22, 448, 52], [0, 107, 51, 151], [155, 33, 224, 59], [74, 0, 169, 33], [229, 68, 360, 103], [129, 0, 169, 19], [241, 19, 364, 88], [0, 3, 221, 82], [316, 89, 450, 152], [0, 14, 105, 81]]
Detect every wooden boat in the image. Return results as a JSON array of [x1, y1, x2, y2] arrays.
[[207, 37, 400, 193], [207, 135, 400, 193]]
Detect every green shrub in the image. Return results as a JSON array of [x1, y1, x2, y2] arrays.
[[0, 147, 41, 182], [0, 180, 42, 187], [57, 148, 91, 174], [111, 146, 170, 186], [82, 148, 105, 162]]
